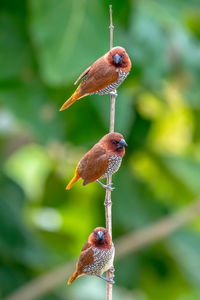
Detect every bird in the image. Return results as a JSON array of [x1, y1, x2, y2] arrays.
[[66, 132, 128, 191], [67, 227, 115, 285], [60, 46, 132, 111]]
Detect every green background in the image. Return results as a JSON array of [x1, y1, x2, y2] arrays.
[[1, 0, 200, 299]]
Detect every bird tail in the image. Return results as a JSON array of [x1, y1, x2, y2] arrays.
[[67, 270, 79, 285], [66, 169, 80, 190], [60, 87, 86, 111]]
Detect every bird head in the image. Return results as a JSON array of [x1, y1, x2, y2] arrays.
[[88, 227, 112, 249], [107, 46, 132, 71], [100, 132, 128, 157]]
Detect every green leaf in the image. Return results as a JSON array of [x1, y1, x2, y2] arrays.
[[163, 156, 200, 195], [168, 230, 200, 287], [0, 14, 31, 80], [29, 0, 109, 86]]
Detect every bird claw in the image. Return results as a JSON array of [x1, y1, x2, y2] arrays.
[[109, 91, 118, 97], [97, 275, 115, 284], [105, 183, 115, 191], [96, 180, 115, 191], [107, 278, 115, 284], [109, 266, 115, 278], [109, 266, 115, 271]]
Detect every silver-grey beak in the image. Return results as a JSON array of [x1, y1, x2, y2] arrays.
[[118, 138, 128, 148], [97, 231, 104, 240], [114, 54, 122, 64]]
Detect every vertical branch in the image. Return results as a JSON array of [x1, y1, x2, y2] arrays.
[[105, 5, 115, 300], [109, 5, 114, 52]]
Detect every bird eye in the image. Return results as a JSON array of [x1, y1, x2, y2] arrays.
[[112, 140, 118, 145], [122, 53, 125, 57]]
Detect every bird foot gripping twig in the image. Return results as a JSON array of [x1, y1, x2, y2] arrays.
[[108, 266, 115, 280], [96, 180, 115, 191], [96, 275, 115, 285], [109, 90, 118, 97]]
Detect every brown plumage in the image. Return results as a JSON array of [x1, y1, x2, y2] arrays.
[[68, 227, 115, 285], [66, 132, 127, 191], [60, 46, 132, 111]]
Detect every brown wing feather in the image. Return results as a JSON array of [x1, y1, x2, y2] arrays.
[[78, 57, 119, 94], [74, 66, 91, 85], [78, 144, 109, 184], [77, 241, 94, 274]]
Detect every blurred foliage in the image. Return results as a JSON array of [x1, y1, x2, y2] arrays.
[[1, 0, 200, 299]]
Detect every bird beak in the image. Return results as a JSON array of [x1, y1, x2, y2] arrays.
[[117, 138, 128, 148], [114, 54, 122, 64], [96, 231, 105, 241]]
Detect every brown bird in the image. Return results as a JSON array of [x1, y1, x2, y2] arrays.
[[60, 46, 132, 111], [66, 132, 127, 191], [68, 227, 115, 285]]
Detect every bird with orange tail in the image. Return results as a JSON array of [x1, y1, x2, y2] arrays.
[[66, 132, 127, 191], [68, 227, 115, 285], [60, 46, 131, 111]]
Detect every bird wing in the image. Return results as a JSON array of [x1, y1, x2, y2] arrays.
[[78, 145, 109, 185], [74, 66, 91, 85], [77, 57, 119, 94], [77, 241, 94, 273]]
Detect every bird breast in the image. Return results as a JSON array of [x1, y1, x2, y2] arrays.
[[100, 155, 122, 178], [95, 70, 129, 95], [83, 243, 115, 276]]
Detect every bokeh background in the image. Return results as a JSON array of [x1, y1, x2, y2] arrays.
[[1, 0, 200, 299]]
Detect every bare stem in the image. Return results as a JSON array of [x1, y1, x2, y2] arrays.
[[109, 5, 114, 51], [105, 5, 115, 300]]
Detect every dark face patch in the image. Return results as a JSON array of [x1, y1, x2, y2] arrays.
[[96, 230, 105, 241], [110, 139, 126, 153], [113, 54, 122, 64], [93, 230, 107, 246], [110, 51, 127, 68]]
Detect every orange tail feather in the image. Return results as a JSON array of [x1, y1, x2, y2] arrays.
[[66, 169, 81, 190], [67, 270, 79, 285], [59, 91, 80, 111], [60, 86, 87, 111]]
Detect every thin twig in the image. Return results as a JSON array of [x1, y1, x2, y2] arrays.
[[109, 5, 114, 51], [5, 199, 200, 300], [104, 5, 115, 300]]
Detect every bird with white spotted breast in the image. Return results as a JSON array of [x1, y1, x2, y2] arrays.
[[67, 227, 115, 285], [66, 132, 128, 191], [60, 46, 132, 111]]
